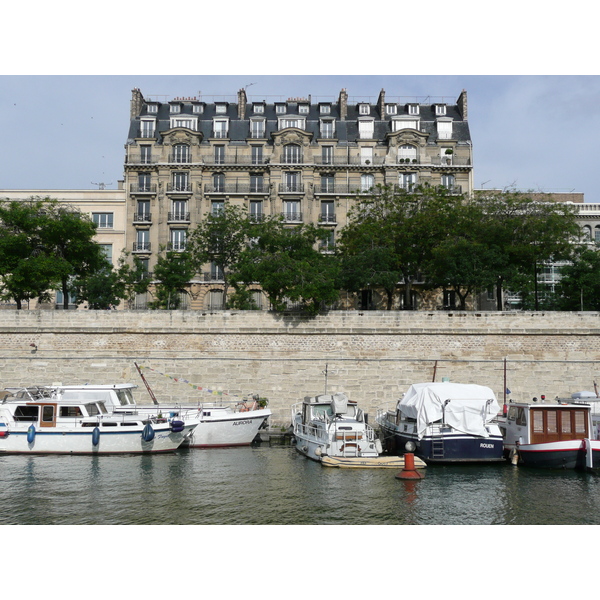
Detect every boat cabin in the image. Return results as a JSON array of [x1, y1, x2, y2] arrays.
[[301, 394, 363, 424], [504, 402, 591, 449]]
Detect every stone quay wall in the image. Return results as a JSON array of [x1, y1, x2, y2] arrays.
[[1, 310, 600, 426]]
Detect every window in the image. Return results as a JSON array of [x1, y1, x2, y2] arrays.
[[135, 229, 150, 252], [250, 174, 264, 193], [92, 213, 113, 228], [170, 103, 181, 114], [283, 144, 302, 164], [251, 145, 263, 165], [214, 145, 225, 164], [320, 230, 335, 252], [276, 103, 286, 114], [321, 146, 333, 165], [250, 200, 263, 220], [212, 174, 225, 193], [210, 263, 224, 280], [360, 147, 373, 165], [173, 144, 190, 163], [138, 173, 151, 192], [170, 229, 187, 251], [408, 104, 419, 115], [435, 104, 447, 116], [99, 244, 113, 263], [393, 119, 419, 132], [320, 174, 335, 193], [279, 117, 305, 130], [359, 104, 370, 115], [398, 144, 417, 162], [361, 173, 374, 192], [283, 172, 300, 193], [171, 117, 197, 130], [172, 172, 190, 192], [298, 104, 309, 114], [215, 103, 227, 114], [193, 104, 203, 114], [208, 289, 224, 309], [213, 119, 229, 138], [172, 200, 188, 220], [358, 120, 374, 139], [147, 104, 158, 114], [140, 145, 152, 164], [399, 173, 417, 191], [250, 119, 265, 138], [212, 200, 224, 214], [140, 119, 155, 138], [283, 200, 301, 221], [320, 120, 334, 139], [437, 120, 453, 139], [320, 104, 331, 114], [441, 174, 455, 190], [136, 200, 150, 221], [320, 200, 335, 222], [253, 103, 264, 114], [386, 104, 397, 115]]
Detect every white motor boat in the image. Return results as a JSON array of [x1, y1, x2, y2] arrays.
[[54, 383, 271, 448], [0, 386, 196, 455], [376, 382, 505, 463], [291, 393, 416, 468]]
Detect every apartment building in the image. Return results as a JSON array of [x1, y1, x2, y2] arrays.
[[124, 87, 474, 309]]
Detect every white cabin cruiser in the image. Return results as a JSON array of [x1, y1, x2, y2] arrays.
[[503, 398, 600, 470], [376, 382, 504, 463], [0, 386, 196, 455], [292, 393, 415, 468], [54, 383, 271, 448]]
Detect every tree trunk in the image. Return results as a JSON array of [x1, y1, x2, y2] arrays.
[[496, 279, 503, 312]]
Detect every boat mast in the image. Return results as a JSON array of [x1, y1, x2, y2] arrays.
[[134, 362, 159, 405], [324, 364, 328, 395]]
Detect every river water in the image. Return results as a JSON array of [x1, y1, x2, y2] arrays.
[[2, 444, 600, 526]]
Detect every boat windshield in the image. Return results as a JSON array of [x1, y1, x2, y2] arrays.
[[85, 402, 108, 416], [311, 405, 333, 420], [116, 389, 135, 406]]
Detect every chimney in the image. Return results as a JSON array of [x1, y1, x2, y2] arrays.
[[457, 89, 468, 120], [377, 88, 385, 118], [130, 88, 144, 119], [238, 88, 247, 120], [338, 88, 348, 121]]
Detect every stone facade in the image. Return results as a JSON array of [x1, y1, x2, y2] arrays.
[[2, 310, 600, 426]]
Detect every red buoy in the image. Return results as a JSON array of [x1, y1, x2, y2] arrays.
[[395, 452, 425, 480]]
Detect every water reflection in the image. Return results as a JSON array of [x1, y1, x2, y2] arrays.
[[2, 448, 600, 525]]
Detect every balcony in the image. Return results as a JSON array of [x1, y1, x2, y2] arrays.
[[313, 155, 385, 166], [279, 183, 305, 194], [167, 242, 187, 252], [281, 212, 303, 223], [200, 154, 270, 165], [168, 212, 190, 223], [168, 154, 192, 163], [202, 271, 224, 282], [130, 184, 157, 194], [126, 154, 159, 165], [133, 242, 151, 252], [133, 212, 152, 223], [431, 156, 471, 166], [204, 183, 270, 194], [166, 183, 193, 194], [318, 214, 337, 224]]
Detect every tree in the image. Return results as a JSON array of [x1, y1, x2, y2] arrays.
[[232, 218, 339, 315], [471, 191, 581, 310], [187, 205, 249, 310], [339, 184, 465, 310], [0, 198, 62, 308], [556, 245, 600, 310], [148, 248, 196, 309]]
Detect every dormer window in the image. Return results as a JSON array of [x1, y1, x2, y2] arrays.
[[358, 119, 374, 139], [359, 104, 370, 115], [147, 104, 158, 114], [215, 103, 227, 114], [392, 117, 419, 132], [276, 103, 286, 114], [435, 104, 447, 116], [278, 116, 305, 130], [408, 104, 419, 115], [386, 104, 397, 115], [437, 118, 453, 140], [170, 116, 198, 130], [193, 104, 204, 114], [320, 104, 331, 114], [170, 104, 181, 114], [298, 104, 309, 114], [253, 103, 264, 114]]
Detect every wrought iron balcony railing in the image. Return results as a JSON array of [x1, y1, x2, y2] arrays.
[[168, 212, 191, 222], [133, 242, 151, 252], [133, 213, 152, 223], [130, 184, 157, 194]]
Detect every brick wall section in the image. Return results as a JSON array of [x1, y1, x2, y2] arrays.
[[2, 310, 600, 426]]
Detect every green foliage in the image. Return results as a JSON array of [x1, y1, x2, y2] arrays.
[[556, 245, 600, 310], [148, 248, 196, 310]]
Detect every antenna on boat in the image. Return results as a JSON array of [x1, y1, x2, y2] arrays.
[[323, 364, 329, 395], [134, 362, 159, 405], [432, 360, 438, 382]]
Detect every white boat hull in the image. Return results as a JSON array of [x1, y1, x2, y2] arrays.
[[0, 422, 196, 455]]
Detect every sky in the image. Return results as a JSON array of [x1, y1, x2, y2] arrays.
[[3, 74, 599, 199], [3, 2, 600, 202]]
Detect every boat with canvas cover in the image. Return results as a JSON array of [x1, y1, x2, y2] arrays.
[[0, 386, 196, 455], [502, 398, 600, 470], [291, 393, 421, 468], [54, 382, 271, 449], [376, 381, 504, 463]]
